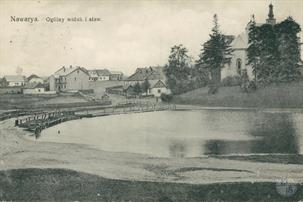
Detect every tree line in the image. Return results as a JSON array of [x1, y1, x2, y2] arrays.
[[247, 16, 301, 84]]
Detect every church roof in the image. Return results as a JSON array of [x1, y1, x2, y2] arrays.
[[230, 32, 248, 49]]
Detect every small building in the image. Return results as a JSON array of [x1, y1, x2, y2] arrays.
[[27, 74, 44, 84], [23, 83, 45, 94], [124, 66, 165, 87], [109, 71, 123, 81], [49, 65, 90, 92], [124, 66, 171, 97], [2, 75, 26, 87], [88, 69, 111, 81], [148, 80, 171, 97]]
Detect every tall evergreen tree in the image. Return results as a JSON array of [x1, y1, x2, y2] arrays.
[[164, 44, 192, 94], [257, 23, 279, 84], [247, 15, 261, 82], [196, 14, 233, 88], [275, 16, 301, 81]]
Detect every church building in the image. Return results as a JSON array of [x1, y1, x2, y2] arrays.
[[221, 4, 278, 80]]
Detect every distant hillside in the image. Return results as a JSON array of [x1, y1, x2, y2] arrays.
[[173, 81, 303, 108]]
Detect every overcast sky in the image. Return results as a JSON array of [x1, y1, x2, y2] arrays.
[[0, 0, 303, 76]]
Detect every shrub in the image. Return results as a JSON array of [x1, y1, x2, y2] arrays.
[[160, 93, 173, 102], [221, 75, 241, 87], [248, 80, 257, 92]]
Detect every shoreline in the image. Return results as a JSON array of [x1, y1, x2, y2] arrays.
[[1, 118, 303, 186], [175, 104, 303, 113]]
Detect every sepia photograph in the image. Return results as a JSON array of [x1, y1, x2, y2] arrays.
[[1, 0, 303, 201]]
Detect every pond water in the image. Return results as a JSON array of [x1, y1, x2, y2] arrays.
[[39, 110, 303, 158]]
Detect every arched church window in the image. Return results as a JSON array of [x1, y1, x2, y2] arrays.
[[236, 58, 242, 75]]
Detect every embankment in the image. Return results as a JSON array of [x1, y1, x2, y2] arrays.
[[173, 81, 303, 108]]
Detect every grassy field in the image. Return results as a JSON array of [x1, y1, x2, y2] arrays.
[[0, 168, 302, 201], [173, 81, 303, 108], [0, 93, 89, 110]]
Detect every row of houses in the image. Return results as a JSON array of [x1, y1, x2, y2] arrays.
[[49, 65, 123, 92], [0, 74, 45, 87], [0, 74, 50, 94], [1, 65, 171, 98]]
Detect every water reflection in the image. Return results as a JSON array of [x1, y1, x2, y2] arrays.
[[204, 113, 299, 155], [169, 141, 187, 158]]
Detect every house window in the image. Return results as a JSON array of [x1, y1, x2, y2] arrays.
[[38, 89, 41, 92], [158, 89, 161, 93], [74, 77, 77, 81], [236, 58, 242, 75], [77, 70, 79, 74]]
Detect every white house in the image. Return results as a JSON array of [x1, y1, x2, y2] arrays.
[[109, 71, 123, 80], [23, 83, 45, 94], [124, 66, 171, 97], [27, 74, 44, 84], [49, 65, 90, 92], [3, 75, 26, 87], [88, 69, 111, 81], [148, 80, 171, 97]]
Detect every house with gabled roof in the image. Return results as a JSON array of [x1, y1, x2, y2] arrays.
[[23, 82, 45, 94], [2, 75, 26, 87], [27, 74, 44, 84], [88, 69, 111, 81], [109, 71, 123, 80], [124, 66, 171, 97], [149, 80, 171, 97], [124, 66, 165, 87], [49, 65, 90, 92]]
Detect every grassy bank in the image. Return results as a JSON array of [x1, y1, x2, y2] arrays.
[[0, 168, 302, 201], [173, 81, 303, 108]]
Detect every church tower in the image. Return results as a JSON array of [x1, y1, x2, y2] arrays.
[[266, 3, 276, 25]]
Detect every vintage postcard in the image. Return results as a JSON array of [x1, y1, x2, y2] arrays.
[[1, 0, 303, 201]]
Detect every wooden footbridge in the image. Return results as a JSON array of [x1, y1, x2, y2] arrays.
[[15, 103, 176, 138], [15, 111, 78, 137]]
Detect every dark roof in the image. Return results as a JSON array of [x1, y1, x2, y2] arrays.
[[27, 74, 40, 80], [125, 66, 165, 81], [54, 66, 89, 77], [95, 69, 111, 76], [23, 82, 44, 89]]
